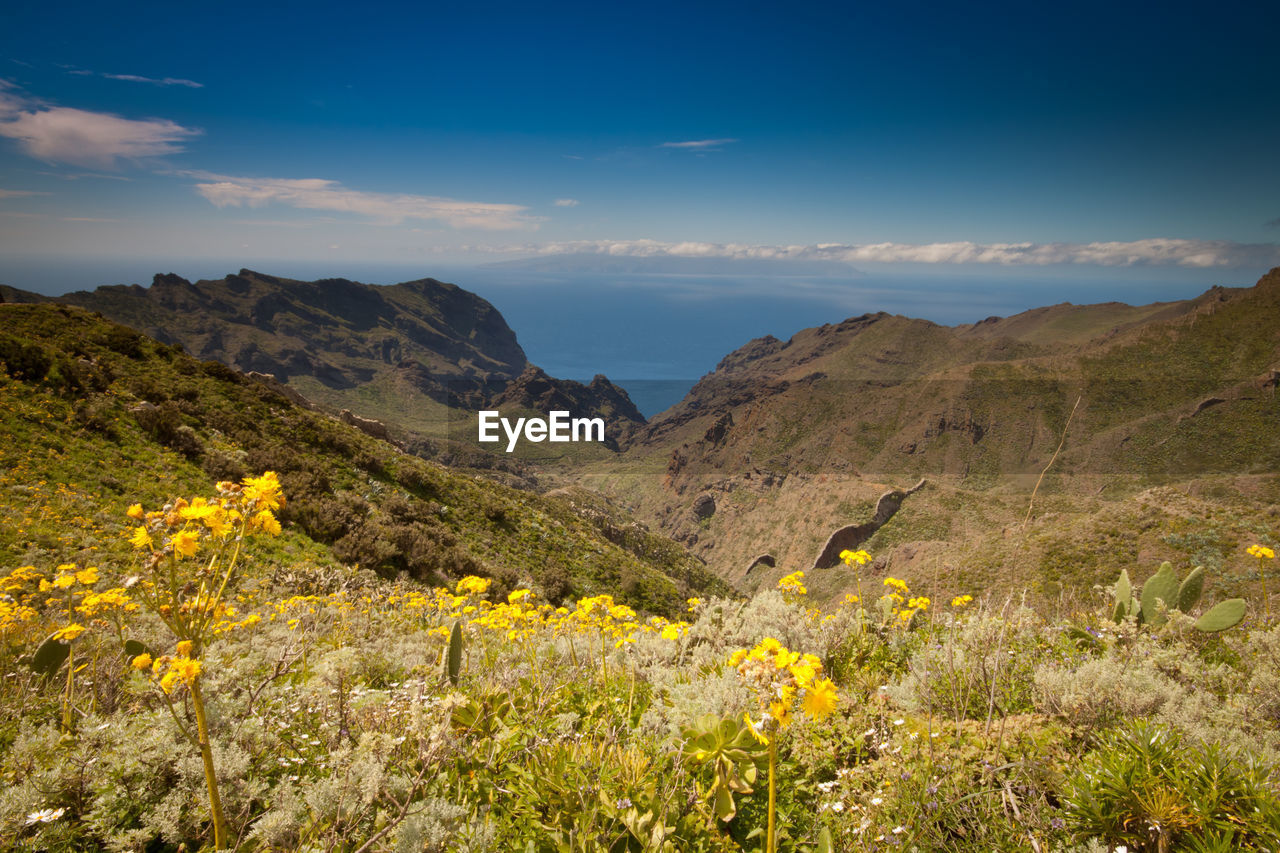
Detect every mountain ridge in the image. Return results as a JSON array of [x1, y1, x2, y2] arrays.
[[0, 270, 646, 450]]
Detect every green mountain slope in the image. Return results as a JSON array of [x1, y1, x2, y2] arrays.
[[0, 303, 728, 615], [2, 270, 645, 448], [574, 269, 1280, 593]]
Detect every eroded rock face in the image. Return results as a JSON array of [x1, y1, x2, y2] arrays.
[[811, 479, 927, 569]]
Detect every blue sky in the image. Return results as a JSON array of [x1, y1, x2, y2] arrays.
[[2, 0, 1279, 292]]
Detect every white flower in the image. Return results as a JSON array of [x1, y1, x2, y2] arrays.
[[892, 825, 905, 834], [831, 801, 845, 812], [870, 797, 883, 806], [892, 718, 904, 726], [25, 807, 66, 825]]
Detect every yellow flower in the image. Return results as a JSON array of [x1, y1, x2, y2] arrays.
[[840, 549, 872, 566], [202, 507, 231, 537], [250, 509, 282, 536], [159, 670, 181, 694], [129, 526, 153, 550], [778, 570, 807, 595], [171, 657, 201, 685], [127, 503, 145, 520], [789, 659, 819, 686], [52, 573, 76, 590], [951, 594, 973, 608], [242, 471, 284, 510], [175, 640, 193, 657], [686, 597, 702, 611], [769, 699, 792, 727], [802, 678, 839, 718], [743, 712, 769, 745], [74, 566, 98, 586], [171, 530, 199, 558], [179, 497, 218, 521], [131, 653, 153, 671], [1248, 545, 1275, 560], [52, 623, 87, 641], [456, 575, 492, 596], [507, 589, 532, 604], [660, 623, 681, 641]]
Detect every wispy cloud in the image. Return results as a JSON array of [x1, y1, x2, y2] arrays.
[[189, 172, 537, 230], [553, 198, 579, 207], [0, 188, 48, 198], [483, 237, 1280, 269], [67, 69, 203, 88], [102, 73, 203, 88], [1266, 217, 1280, 229], [61, 216, 119, 222], [659, 138, 739, 150], [0, 83, 201, 169]]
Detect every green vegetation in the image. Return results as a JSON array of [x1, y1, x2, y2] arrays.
[[4, 478, 1280, 850], [0, 304, 728, 616]]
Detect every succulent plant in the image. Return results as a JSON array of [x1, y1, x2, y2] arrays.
[[1110, 562, 1245, 633], [445, 620, 463, 686]]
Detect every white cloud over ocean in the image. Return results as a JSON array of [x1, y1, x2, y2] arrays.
[[484, 237, 1280, 269]]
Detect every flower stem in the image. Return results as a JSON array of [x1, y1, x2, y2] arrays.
[[191, 678, 228, 849], [766, 736, 777, 853]]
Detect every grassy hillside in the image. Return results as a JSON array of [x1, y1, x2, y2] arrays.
[[570, 270, 1280, 592], [0, 303, 728, 616]]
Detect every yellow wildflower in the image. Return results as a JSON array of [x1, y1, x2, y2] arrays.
[[159, 670, 181, 694], [171, 657, 201, 685], [1248, 545, 1275, 560], [456, 575, 492, 596], [951, 594, 973, 608], [127, 503, 145, 520], [687, 597, 702, 611], [74, 566, 98, 586], [802, 678, 839, 718], [743, 713, 769, 745], [242, 471, 284, 510], [131, 653, 153, 671], [52, 623, 87, 641], [179, 497, 218, 521], [250, 509, 282, 536], [840, 549, 872, 566], [129, 526, 153, 550], [507, 589, 532, 604], [52, 573, 76, 590], [176, 640, 193, 657], [778, 570, 807, 595], [203, 507, 231, 537], [660, 623, 681, 641], [171, 530, 199, 558]]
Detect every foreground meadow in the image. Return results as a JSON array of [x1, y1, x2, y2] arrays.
[[2, 475, 1279, 852]]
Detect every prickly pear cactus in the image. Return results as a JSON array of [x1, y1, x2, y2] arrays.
[[1193, 599, 1246, 633]]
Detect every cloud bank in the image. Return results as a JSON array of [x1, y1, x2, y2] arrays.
[[486, 238, 1280, 269], [192, 173, 537, 230]]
